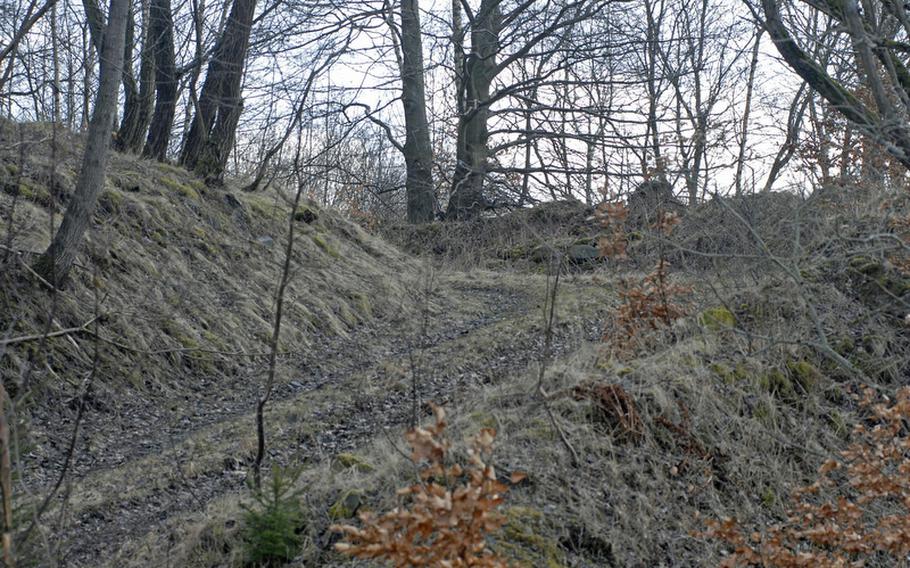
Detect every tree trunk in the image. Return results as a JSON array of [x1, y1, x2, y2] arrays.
[[446, 0, 500, 220], [143, 0, 176, 160], [81, 0, 104, 53], [179, 0, 256, 182], [115, 4, 137, 149], [34, 0, 129, 287], [734, 30, 762, 196], [117, 0, 155, 152], [399, 0, 435, 223]]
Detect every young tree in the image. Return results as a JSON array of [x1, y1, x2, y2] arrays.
[[33, 0, 130, 286]]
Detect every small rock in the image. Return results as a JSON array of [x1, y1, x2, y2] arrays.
[[567, 243, 600, 263]]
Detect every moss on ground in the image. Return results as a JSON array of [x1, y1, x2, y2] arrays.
[[498, 506, 567, 568]]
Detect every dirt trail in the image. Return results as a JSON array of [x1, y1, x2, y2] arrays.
[[27, 273, 606, 567]]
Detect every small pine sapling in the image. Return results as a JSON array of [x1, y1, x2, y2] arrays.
[[242, 466, 305, 567]]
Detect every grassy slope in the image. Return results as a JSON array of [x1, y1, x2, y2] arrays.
[[1, 122, 909, 567], [1, 122, 420, 397]]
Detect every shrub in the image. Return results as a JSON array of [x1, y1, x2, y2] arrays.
[[594, 201, 630, 259], [242, 466, 305, 567], [601, 210, 692, 355], [702, 387, 910, 567], [331, 404, 525, 567]]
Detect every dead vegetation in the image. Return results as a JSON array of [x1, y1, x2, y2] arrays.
[[331, 404, 524, 567], [2, 122, 910, 567], [703, 387, 910, 567]]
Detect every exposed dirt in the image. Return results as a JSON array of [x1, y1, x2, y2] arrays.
[[25, 271, 609, 567]]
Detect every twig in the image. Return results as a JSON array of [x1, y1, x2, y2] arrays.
[[252, 132, 307, 491], [537, 254, 580, 467], [17, 254, 60, 292], [0, 316, 98, 346], [0, 382, 14, 567]]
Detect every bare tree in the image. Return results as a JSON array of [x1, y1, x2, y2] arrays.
[[180, 0, 257, 181], [446, 0, 610, 219], [33, 0, 130, 286], [757, 0, 910, 171]]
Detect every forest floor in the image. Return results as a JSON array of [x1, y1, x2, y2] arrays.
[[42, 270, 610, 567], [2, 123, 910, 567]]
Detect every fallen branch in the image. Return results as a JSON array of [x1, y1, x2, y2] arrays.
[[0, 317, 98, 346]]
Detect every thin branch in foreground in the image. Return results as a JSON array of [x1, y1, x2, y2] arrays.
[[537, 253, 580, 468], [252, 137, 307, 491]]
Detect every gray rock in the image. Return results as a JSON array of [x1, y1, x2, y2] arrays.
[[568, 243, 600, 263]]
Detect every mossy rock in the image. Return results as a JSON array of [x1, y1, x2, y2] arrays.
[[567, 243, 600, 263], [3, 179, 52, 206], [327, 489, 363, 520], [332, 453, 374, 473], [293, 206, 318, 224], [757, 369, 794, 399], [698, 306, 736, 331], [311, 234, 340, 258], [785, 359, 823, 391], [528, 244, 556, 264], [848, 255, 885, 276], [498, 506, 567, 568]]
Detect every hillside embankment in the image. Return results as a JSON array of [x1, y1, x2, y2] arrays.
[[1, 122, 909, 566]]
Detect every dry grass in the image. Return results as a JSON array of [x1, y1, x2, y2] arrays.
[[2, 120, 909, 567]]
